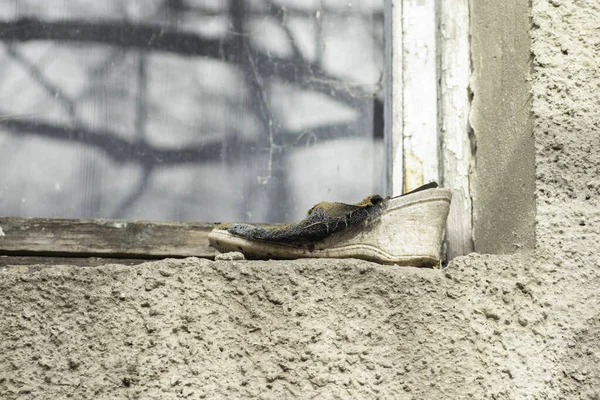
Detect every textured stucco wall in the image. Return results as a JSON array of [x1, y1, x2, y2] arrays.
[[1, 255, 598, 400], [2, 0, 600, 399], [531, 0, 600, 255]]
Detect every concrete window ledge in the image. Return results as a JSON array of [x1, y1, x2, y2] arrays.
[[1, 255, 598, 399]]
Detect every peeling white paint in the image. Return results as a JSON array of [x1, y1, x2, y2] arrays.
[[0, 227, 5, 237], [389, 0, 471, 256], [440, 0, 473, 258], [401, 0, 439, 192]]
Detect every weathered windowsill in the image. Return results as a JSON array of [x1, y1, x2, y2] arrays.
[[2, 253, 595, 398]]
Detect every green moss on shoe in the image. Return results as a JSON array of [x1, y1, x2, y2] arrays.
[[223, 194, 388, 244]]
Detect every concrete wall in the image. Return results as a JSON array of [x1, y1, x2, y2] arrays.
[[3, 254, 596, 399], [2, 0, 600, 399], [470, 0, 537, 254], [532, 0, 600, 256]]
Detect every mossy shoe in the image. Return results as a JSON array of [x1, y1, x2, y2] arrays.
[[208, 182, 452, 267]]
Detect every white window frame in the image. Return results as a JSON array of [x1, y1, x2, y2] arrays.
[[385, 0, 472, 259]]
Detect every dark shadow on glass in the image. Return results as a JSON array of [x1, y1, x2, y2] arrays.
[[0, 0, 384, 223]]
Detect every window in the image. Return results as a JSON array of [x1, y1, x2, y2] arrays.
[[0, 0, 385, 223], [0, 0, 471, 260]]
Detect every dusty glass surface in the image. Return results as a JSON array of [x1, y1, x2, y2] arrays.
[[0, 0, 384, 223]]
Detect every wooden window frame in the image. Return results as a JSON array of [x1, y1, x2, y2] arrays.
[[0, 0, 472, 264], [385, 0, 472, 259]]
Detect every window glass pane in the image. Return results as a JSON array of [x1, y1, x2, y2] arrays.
[[0, 0, 384, 223]]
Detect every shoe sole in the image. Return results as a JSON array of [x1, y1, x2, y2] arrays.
[[209, 188, 452, 267]]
